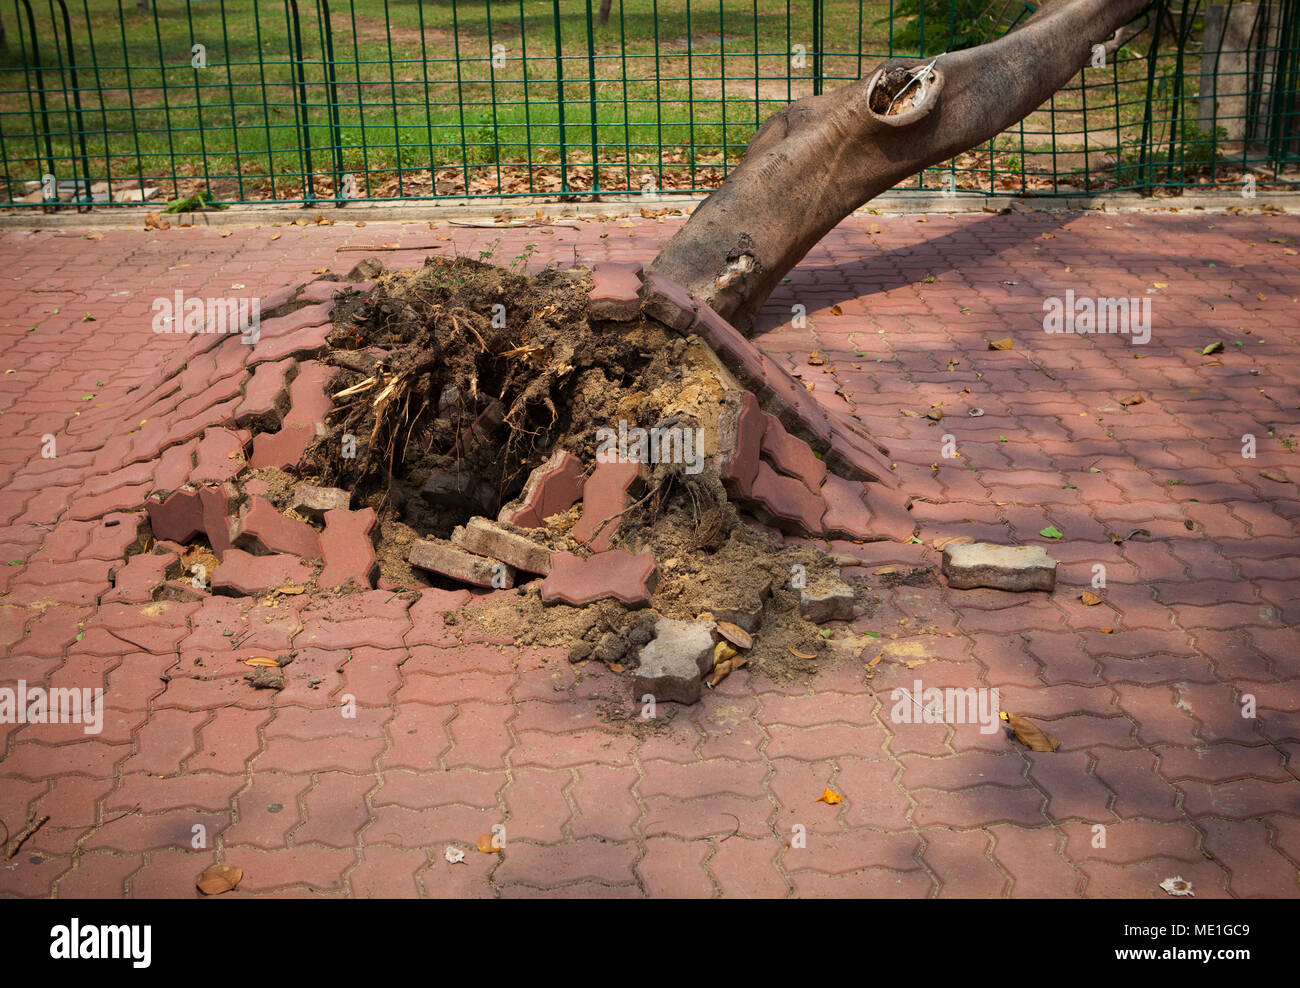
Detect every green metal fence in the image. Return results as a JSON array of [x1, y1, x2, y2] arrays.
[[1, 0, 1297, 209]]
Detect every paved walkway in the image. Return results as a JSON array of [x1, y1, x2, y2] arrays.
[[0, 208, 1297, 897]]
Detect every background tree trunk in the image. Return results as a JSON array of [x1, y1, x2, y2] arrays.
[[648, 0, 1153, 335]]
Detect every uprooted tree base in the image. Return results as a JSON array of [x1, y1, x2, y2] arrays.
[[261, 256, 877, 681]]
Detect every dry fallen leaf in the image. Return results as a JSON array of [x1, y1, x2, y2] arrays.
[[933, 535, 974, 551], [1000, 711, 1060, 752], [900, 408, 922, 418], [865, 650, 885, 669], [1260, 468, 1291, 484], [242, 656, 278, 668], [476, 834, 500, 854], [788, 646, 817, 660], [807, 349, 826, 366], [269, 231, 281, 241], [1159, 876, 1194, 897], [1080, 591, 1102, 606], [1118, 393, 1145, 407], [988, 336, 1015, 350], [873, 566, 898, 576], [926, 403, 943, 421], [713, 641, 739, 667], [1098, 627, 1114, 634], [815, 789, 843, 805], [196, 864, 242, 895], [716, 621, 752, 650], [830, 304, 843, 316]]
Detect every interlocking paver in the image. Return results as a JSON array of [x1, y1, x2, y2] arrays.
[[2, 212, 1298, 898]]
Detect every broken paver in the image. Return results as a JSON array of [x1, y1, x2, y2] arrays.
[[799, 575, 856, 623], [716, 391, 764, 500], [409, 537, 515, 589], [288, 483, 351, 524], [498, 450, 586, 529], [540, 550, 658, 607], [571, 459, 641, 551], [639, 271, 698, 332], [146, 488, 204, 544], [452, 516, 553, 575], [941, 542, 1058, 592], [632, 617, 717, 704], [211, 549, 313, 596], [588, 261, 644, 321], [232, 496, 321, 560]]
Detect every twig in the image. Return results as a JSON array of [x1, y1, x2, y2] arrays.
[[572, 484, 657, 552], [336, 244, 444, 252], [446, 220, 581, 230], [719, 813, 741, 843], [6, 814, 49, 860]]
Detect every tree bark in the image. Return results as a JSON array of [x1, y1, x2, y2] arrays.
[[648, 0, 1153, 334]]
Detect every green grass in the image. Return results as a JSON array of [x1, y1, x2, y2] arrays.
[[0, 0, 1263, 203]]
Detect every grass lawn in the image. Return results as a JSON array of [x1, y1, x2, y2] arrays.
[[0, 1, 1236, 203]]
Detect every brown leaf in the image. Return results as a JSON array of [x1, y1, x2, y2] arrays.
[[933, 535, 973, 551], [830, 304, 843, 316], [873, 566, 898, 576], [926, 404, 943, 421], [900, 408, 922, 418], [716, 621, 752, 650], [807, 349, 826, 366], [608, 662, 625, 673], [1118, 393, 1144, 407], [242, 656, 278, 668], [1001, 712, 1060, 752], [196, 864, 242, 895], [1080, 591, 1102, 606], [1260, 468, 1291, 484], [865, 649, 885, 669], [788, 646, 817, 660], [988, 337, 1015, 350]]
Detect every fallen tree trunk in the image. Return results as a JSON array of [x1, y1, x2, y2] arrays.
[[648, 0, 1153, 334]]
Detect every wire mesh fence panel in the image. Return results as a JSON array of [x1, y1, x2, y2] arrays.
[[0, 0, 1296, 208]]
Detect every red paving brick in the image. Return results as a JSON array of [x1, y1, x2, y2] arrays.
[[0, 211, 1297, 898]]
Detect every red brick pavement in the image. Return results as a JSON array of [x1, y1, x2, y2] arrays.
[[0, 208, 1298, 898]]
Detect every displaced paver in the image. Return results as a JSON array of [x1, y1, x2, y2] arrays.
[[632, 618, 718, 704], [540, 550, 658, 606], [941, 542, 1059, 592]]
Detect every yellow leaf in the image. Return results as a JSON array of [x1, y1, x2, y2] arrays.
[[1000, 711, 1060, 752], [196, 864, 242, 895], [1153, 282, 1168, 289], [988, 336, 1015, 350], [476, 834, 500, 854], [242, 656, 278, 668], [1080, 591, 1102, 606], [713, 641, 739, 667], [816, 788, 843, 805]]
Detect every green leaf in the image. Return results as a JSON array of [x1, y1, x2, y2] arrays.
[[862, 631, 881, 638], [1199, 341, 1224, 355], [1040, 525, 1063, 539]]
